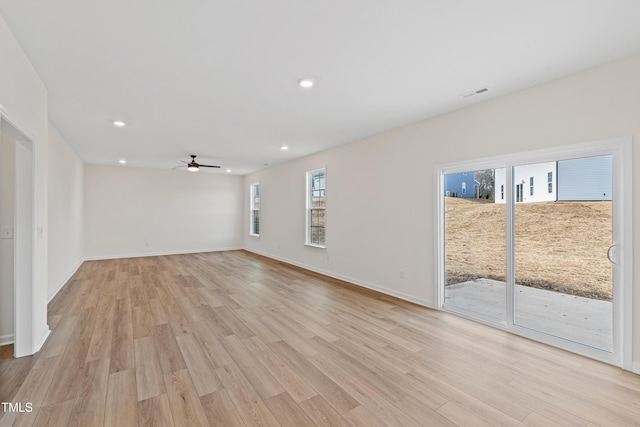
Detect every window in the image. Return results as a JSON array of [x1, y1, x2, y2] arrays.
[[306, 168, 326, 247], [501, 184, 504, 200], [250, 182, 260, 236], [529, 176, 534, 196], [548, 171, 553, 193], [461, 182, 466, 195]]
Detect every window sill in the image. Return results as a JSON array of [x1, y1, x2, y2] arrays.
[[249, 234, 260, 237], [305, 243, 326, 249]]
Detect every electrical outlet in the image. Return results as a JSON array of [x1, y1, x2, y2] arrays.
[[2, 226, 13, 239]]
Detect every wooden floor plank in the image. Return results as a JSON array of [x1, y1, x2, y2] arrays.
[[243, 336, 318, 403], [308, 337, 408, 403], [3, 250, 640, 427], [148, 299, 169, 326], [43, 339, 88, 405], [134, 336, 166, 401], [196, 328, 234, 368], [200, 389, 245, 427], [214, 363, 280, 427], [264, 392, 316, 427], [132, 304, 153, 340], [151, 324, 187, 374], [175, 333, 222, 396], [0, 355, 62, 427], [221, 335, 285, 400], [104, 369, 138, 427], [0, 354, 33, 403], [394, 396, 457, 427], [110, 297, 134, 373], [68, 358, 110, 427], [32, 399, 74, 427], [298, 395, 351, 427], [269, 340, 359, 415], [163, 369, 209, 427], [341, 405, 387, 427], [85, 298, 115, 363], [138, 394, 175, 427], [233, 308, 281, 343]]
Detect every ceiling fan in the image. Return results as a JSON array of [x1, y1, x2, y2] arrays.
[[174, 155, 221, 172]]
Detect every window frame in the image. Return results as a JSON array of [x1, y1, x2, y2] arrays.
[[249, 182, 260, 237], [529, 176, 534, 196], [306, 168, 326, 248]]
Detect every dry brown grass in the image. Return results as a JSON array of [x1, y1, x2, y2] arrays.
[[445, 197, 612, 301]]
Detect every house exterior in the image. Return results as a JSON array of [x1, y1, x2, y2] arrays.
[[494, 162, 556, 204], [557, 155, 612, 201], [444, 172, 480, 198], [494, 156, 612, 203]]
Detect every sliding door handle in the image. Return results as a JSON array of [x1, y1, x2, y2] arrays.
[[607, 244, 617, 264]]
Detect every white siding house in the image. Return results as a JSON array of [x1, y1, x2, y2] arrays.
[[494, 162, 556, 204]]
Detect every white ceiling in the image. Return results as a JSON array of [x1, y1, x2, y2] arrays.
[[1, 1, 640, 175]]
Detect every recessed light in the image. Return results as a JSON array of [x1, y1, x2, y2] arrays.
[[118, 159, 126, 164], [113, 120, 126, 127], [281, 145, 289, 151], [298, 78, 314, 88], [226, 169, 231, 173]]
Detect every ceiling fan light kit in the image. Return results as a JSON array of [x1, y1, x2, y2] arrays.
[[176, 154, 221, 172]]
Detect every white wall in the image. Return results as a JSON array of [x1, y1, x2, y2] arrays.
[[48, 123, 84, 300], [244, 135, 429, 305], [0, 13, 50, 354], [244, 54, 640, 366], [0, 130, 15, 344], [85, 164, 244, 259]]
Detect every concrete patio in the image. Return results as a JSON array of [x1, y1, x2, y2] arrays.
[[445, 278, 612, 351]]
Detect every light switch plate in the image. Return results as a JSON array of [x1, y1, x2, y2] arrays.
[[2, 226, 14, 239]]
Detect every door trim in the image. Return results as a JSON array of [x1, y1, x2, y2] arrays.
[[0, 105, 44, 358]]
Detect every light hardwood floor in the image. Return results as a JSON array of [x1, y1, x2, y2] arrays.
[[1, 250, 640, 426], [0, 345, 13, 361]]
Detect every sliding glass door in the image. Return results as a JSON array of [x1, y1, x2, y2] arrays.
[[443, 169, 506, 322], [438, 139, 631, 366], [513, 156, 613, 351]]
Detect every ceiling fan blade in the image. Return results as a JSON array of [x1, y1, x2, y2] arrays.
[[174, 156, 220, 170], [172, 165, 187, 170]]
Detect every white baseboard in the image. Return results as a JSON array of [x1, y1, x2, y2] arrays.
[[84, 246, 243, 261], [0, 334, 14, 346], [632, 362, 640, 375], [48, 260, 84, 303], [245, 248, 435, 309], [34, 328, 51, 353]]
